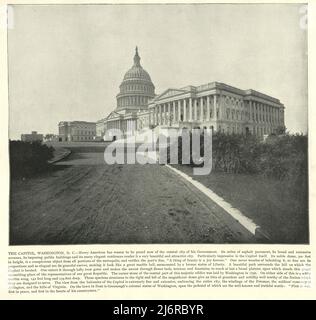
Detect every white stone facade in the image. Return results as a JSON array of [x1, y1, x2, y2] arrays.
[[58, 121, 96, 142], [147, 82, 285, 137]]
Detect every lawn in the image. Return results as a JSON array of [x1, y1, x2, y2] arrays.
[[174, 165, 309, 244]]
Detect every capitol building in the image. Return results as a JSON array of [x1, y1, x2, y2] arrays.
[[97, 47, 285, 139]]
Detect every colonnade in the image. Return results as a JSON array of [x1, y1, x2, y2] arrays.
[[150, 95, 284, 128], [106, 119, 137, 133], [149, 95, 218, 126], [249, 100, 283, 126]]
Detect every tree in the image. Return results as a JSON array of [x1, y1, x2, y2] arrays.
[[44, 134, 57, 141], [274, 126, 286, 135]]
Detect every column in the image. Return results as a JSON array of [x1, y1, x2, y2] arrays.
[[256, 103, 259, 123], [200, 97, 204, 121], [263, 104, 267, 123], [266, 105, 269, 123], [218, 95, 222, 120], [161, 104, 163, 125], [159, 104, 162, 125], [194, 99, 198, 121], [206, 96, 210, 121], [153, 107, 155, 125], [168, 103, 171, 126], [249, 100, 252, 122], [189, 98, 193, 121], [156, 106, 159, 125], [274, 107, 276, 125], [253, 102, 256, 122], [214, 95, 217, 121], [178, 100, 182, 122], [173, 101, 176, 123], [183, 99, 187, 121]]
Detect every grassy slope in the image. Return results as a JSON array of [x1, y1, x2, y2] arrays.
[[174, 165, 308, 244]]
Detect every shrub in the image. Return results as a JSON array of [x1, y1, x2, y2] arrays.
[[9, 140, 54, 178], [171, 131, 308, 182], [259, 134, 308, 180], [212, 132, 261, 174]]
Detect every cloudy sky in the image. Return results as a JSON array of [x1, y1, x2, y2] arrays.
[[8, 3, 307, 139]]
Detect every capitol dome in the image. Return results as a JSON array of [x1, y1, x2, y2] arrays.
[[116, 47, 155, 112]]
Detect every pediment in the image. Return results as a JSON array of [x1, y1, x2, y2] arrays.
[[106, 111, 121, 120], [155, 88, 188, 101]]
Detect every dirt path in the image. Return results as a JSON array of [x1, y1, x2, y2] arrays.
[[10, 149, 255, 244]]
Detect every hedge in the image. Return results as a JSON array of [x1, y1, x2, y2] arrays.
[[9, 140, 54, 178], [168, 131, 308, 182]]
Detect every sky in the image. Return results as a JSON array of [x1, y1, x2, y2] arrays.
[[8, 4, 308, 139]]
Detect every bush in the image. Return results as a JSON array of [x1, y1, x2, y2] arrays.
[[9, 140, 54, 178], [259, 134, 307, 180], [212, 132, 261, 174], [171, 131, 308, 182]]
